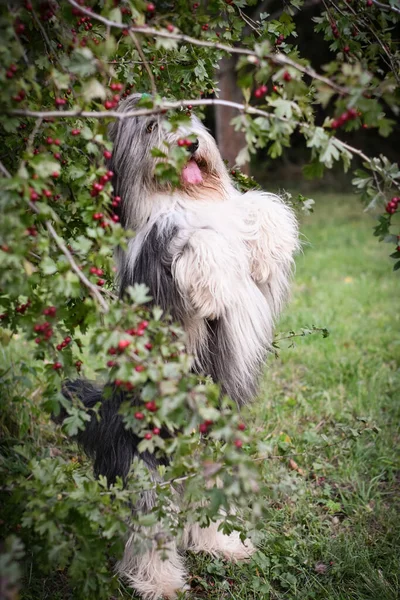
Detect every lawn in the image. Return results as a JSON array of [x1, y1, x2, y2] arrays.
[[181, 193, 400, 600]]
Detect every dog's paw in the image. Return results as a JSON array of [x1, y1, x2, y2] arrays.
[[185, 522, 255, 563]]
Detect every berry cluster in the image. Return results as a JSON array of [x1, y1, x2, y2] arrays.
[[16, 299, 31, 314], [199, 420, 213, 433], [331, 108, 358, 129], [34, 321, 53, 343], [386, 196, 399, 215], [254, 84, 267, 98], [331, 21, 340, 38], [276, 34, 285, 46], [56, 336, 72, 351], [26, 226, 38, 237], [6, 63, 18, 79], [177, 138, 194, 147], [90, 170, 114, 197]]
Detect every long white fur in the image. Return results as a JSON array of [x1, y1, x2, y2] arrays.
[[108, 97, 300, 599]]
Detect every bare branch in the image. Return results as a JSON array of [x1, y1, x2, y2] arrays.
[[66, 0, 348, 95], [369, 0, 400, 14], [0, 160, 11, 178], [45, 222, 110, 313], [7, 97, 394, 185], [128, 30, 157, 96]]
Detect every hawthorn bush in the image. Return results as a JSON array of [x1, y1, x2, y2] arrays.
[[0, 0, 399, 598]]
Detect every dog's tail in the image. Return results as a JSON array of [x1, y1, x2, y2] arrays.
[[59, 380, 142, 484]]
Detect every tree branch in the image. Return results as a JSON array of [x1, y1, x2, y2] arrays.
[[369, 0, 400, 14], [66, 0, 348, 96], [7, 97, 393, 184], [0, 161, 110, 313], [45, 222, 110, 313]]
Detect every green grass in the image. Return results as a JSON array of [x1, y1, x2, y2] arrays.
[[182, 194, 400, 600]]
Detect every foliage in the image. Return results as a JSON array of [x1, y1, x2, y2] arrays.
[[0, 0, 399, 599]]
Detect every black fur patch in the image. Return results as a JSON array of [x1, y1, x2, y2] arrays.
[[120, 223, 186, 322], [61, 380, 165, 484]]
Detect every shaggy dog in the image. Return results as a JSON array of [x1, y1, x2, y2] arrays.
[[63, 94, 299, 600]]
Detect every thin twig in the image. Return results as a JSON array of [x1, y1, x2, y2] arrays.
[[369, 0, 400, 14], [128, 31, 157, 96], [45, 222, 109, 313], [0, 160, 11, 178], [66, 0, 348, 96]]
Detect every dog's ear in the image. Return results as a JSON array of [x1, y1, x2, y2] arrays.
[[59, 381, 141, 485]]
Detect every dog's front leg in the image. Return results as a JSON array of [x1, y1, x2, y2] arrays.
[[241, 193, 299, 317], [172, 229, 242, 320]]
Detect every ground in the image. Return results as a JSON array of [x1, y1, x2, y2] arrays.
[[172, 193, 399, 600]]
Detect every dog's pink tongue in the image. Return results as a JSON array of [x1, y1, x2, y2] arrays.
[[182, 159, 203, 185]]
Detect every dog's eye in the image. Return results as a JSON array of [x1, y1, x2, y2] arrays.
[[146, 121, 156, 133]]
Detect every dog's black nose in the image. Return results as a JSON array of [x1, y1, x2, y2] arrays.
[[187, 139, 199, 154]]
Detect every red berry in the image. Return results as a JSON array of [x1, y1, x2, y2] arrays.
[[104, 100, 114, 110], [343, 46, 350, 53], [238, 423, 246, 431], [52, 362, 62, 370], [366, 0, 373, 5], [145, 401, 157, 412], [145, 343, 153, 350], [144, 432, 152, 440], [202, 24, 209, 31], [146, 3, 155, 11], [135, 364, 145, 372], [52, 171, 60, 178], [254, 88, 263, 98], [234, 439, 243, 448], [118, 339, 131, 351], [30, 190, 39, 201], [135, 411, 144, 420], [43, 190, 52, 198], [71, 129, 80, 136], [153, 427, 161, 435], [160, 65, 165, 71], [111, 214, 119, 223], [391, 197, 399, 205], [97, 278, 105, 286], [103, 150, 112, 159], [283, 71, 291, 82], [55, 98, 66, 106]]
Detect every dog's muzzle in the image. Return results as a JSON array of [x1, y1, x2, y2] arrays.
[[188, 139, 199, 155]]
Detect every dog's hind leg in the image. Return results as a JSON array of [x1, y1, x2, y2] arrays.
[[60, 382, 188, 599], [118, 530, 188, 600]]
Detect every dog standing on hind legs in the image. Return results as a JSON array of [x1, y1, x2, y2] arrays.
[[62, 94, 299, 599]]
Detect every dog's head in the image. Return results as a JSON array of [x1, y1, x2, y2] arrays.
[[108, 94, 232, 228]]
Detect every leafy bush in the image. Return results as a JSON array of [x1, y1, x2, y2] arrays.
[[0, 1, 398, 598]]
